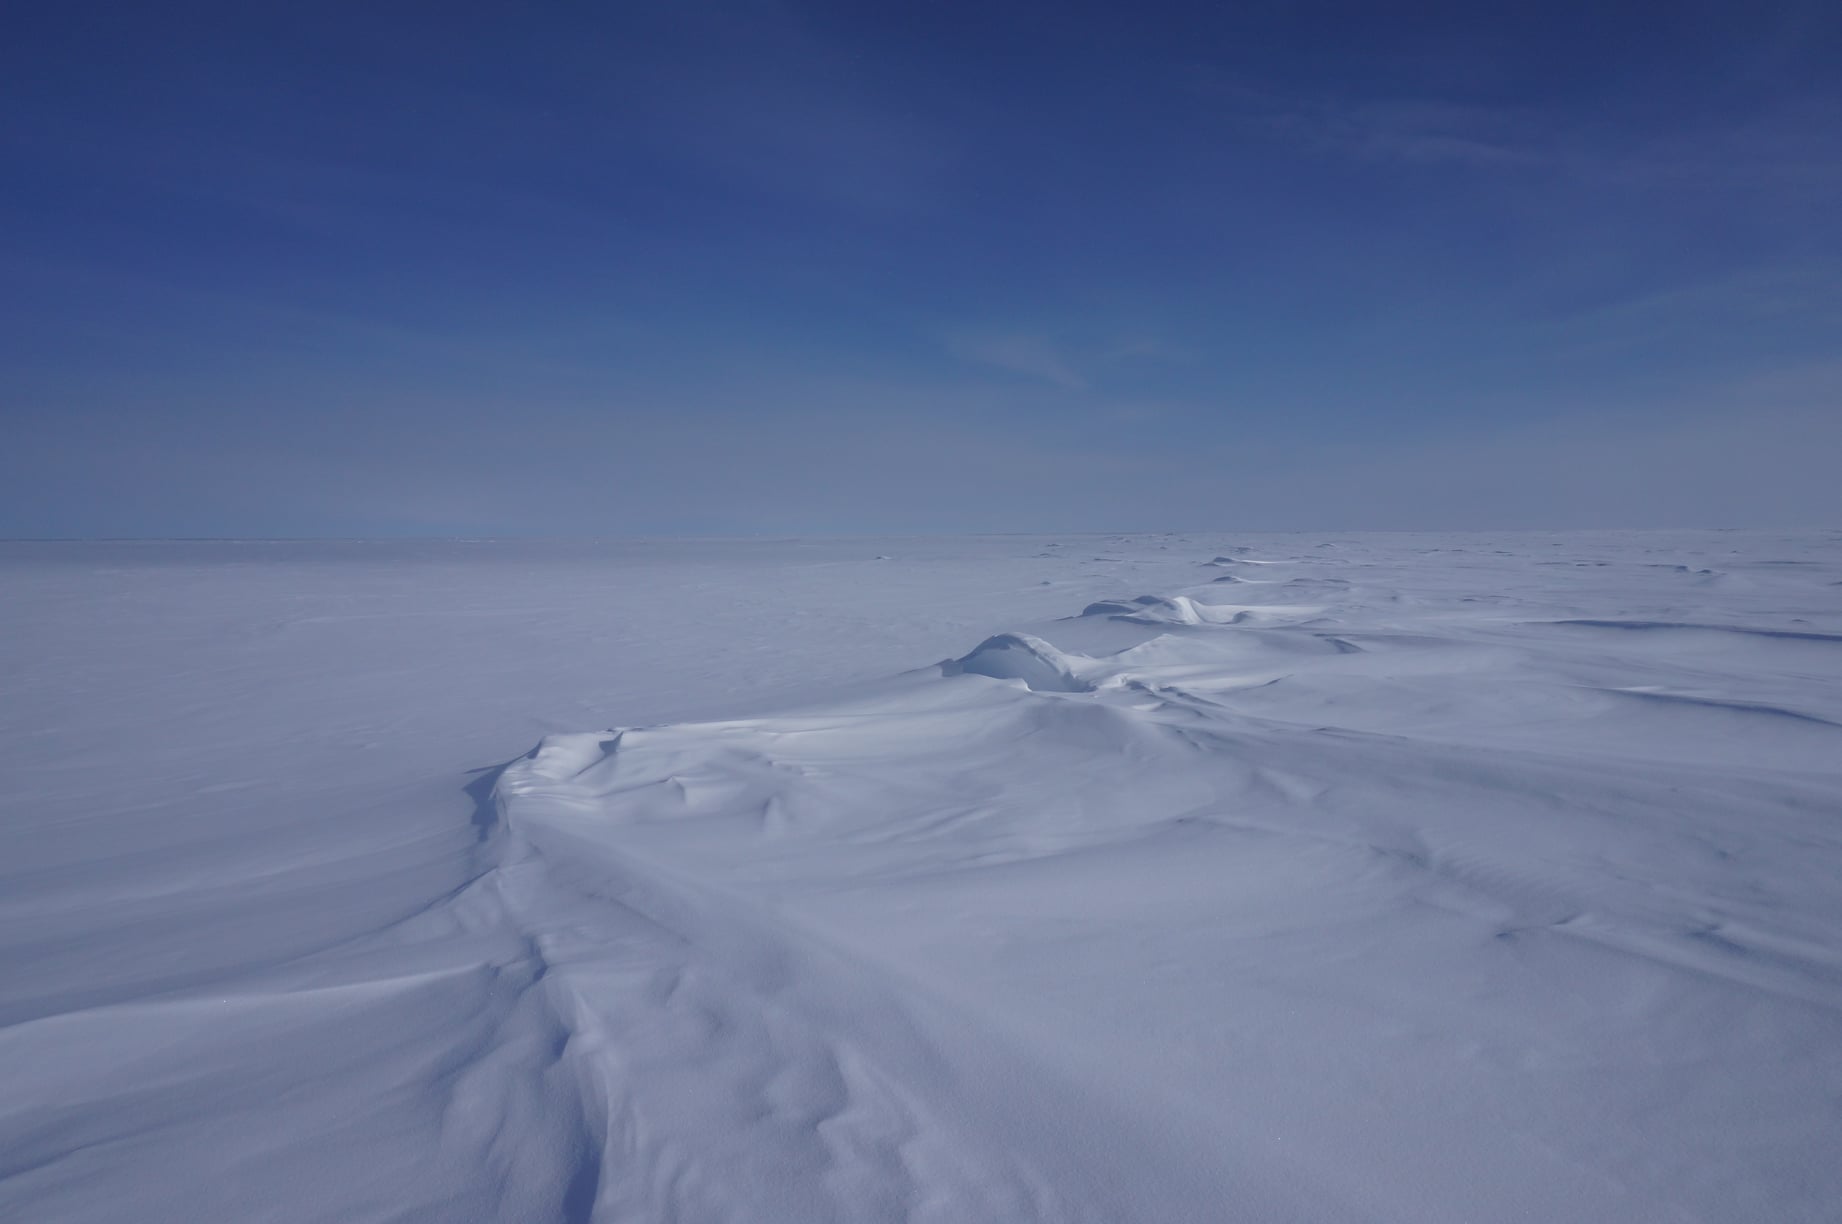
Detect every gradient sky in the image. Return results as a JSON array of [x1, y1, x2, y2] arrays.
[[4, 1, 1839, 536]]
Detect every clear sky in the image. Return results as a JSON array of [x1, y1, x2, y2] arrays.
[[4, 1, 1839, 536]]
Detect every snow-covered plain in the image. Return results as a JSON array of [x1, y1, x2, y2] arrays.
[[4, 531, 1841, 1223]]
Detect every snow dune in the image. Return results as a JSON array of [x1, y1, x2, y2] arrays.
[[4, 532, 1841, 1221]]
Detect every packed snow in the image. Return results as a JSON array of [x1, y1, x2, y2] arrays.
[[3, 531, 1840, 1222]]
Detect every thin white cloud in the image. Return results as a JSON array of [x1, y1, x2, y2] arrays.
[[1199, 73, 1842, 201], [946, 332, 1087, 390], [610, 8, 954, 215], [944, 326, 1189, 391]]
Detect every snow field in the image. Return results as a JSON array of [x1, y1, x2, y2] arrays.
[[494, 535, 1842, 1222], [4, 532, 1840, 1221]]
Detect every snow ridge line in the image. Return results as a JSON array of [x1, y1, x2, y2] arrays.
[[481, 551, 1842, 1222], [472, 562, 1351, 1223], [482, 751, 1097, 1224]]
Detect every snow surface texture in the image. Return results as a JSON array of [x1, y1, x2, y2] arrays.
[[4, 532, 1841, 1222]]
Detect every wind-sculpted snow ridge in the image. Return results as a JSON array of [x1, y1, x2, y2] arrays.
[[493, 542, 1842, 1223], [941, 632, 1096, 691], [18, 536, 1842, 1223]]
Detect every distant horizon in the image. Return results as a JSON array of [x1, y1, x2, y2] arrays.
[[4, 522, 1836, 545]]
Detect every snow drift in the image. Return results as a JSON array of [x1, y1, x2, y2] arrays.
[[5, 532, 1841, 1223]]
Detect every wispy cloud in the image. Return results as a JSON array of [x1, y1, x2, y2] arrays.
[[1100, 336, 1192, 364], [943, 325, 1192, 391], [1189, 74, 1548, 169], [1540, 261, 1842, 357], [945, 332, 1088, 390], [1200, 72, 1842, 203], [609, 7, 954, 215], [1267, 99, 1544, 168]]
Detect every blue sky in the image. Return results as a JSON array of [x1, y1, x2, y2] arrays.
[[4, 1, 1839, 536]]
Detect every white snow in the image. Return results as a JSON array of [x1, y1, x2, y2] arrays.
[[4, 531, 1841, 1222]]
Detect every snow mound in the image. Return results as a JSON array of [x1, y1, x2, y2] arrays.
[[944, 632, 1092, 691], [1081, 594, 1197, 620], [1083, 593, 1325, 627]]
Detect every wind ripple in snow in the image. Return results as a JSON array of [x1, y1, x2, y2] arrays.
[[17, 537, 1833, 1223], [489, 541, 1842, 1223]]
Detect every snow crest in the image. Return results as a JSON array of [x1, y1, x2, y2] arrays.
[[483, 541, 1842, 1223], [9, 534, 1842, 1224]]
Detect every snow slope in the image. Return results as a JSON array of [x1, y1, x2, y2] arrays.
[[4, 532, 1841, 1222]]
